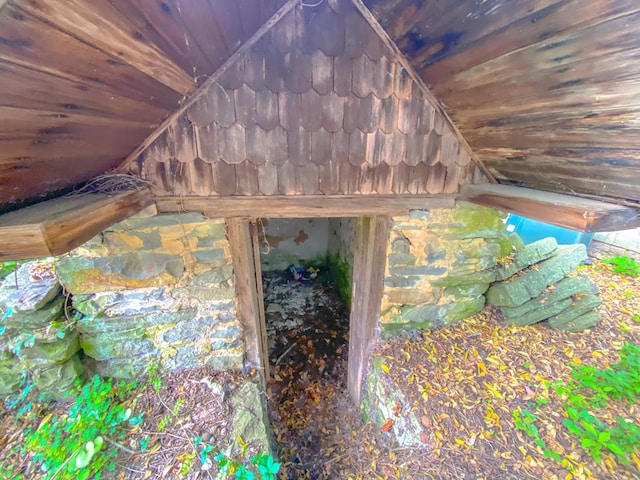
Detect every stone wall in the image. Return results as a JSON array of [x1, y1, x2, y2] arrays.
[[380, 204, 519, 334], [328, 218, 356, 307], [54, 207, 243, 378]]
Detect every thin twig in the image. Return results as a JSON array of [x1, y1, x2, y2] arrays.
[[275, 341, 297, 367]]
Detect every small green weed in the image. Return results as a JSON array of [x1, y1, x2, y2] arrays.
[[22, 374, 143, 479], [554, 342, 640, 464], [512, 408, 561, 461], [602, 256, 640, 277]]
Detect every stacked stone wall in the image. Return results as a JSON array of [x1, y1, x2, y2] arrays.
[[380, 204, 518, 333], [51, 207, 242, 378]]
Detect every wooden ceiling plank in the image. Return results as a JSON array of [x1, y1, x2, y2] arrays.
[[460, 184, 640, 232], [0, 60, 169, 123], [0, 189, 152, 261], [156, 193, 457, 218], [0, 4, 183, 109], [18, 0, 193, 94]]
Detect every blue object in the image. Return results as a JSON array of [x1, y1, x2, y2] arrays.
[[505, 214, 595, 247]]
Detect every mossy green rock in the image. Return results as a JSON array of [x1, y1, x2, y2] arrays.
[[432, 270, 496, 288], [80, 329, 158, 361], [552, 311, 601, 332], [486, 244, 587, 307], [1, 296, 65, 329], [494, 237, 558, 281], [95, 352, 158, 378], [76, 309, 196, 335], [497, 234, 525, 257], [501, 275, 598, 319], [385, 296, 485, 331], [18, 331, 80, 368], [434, 206, 506, 239], [230, 382, 271, 453], [505, 298, 573, 326], [548, 294, 602, 328], [0, 262, 61, 313], [0, 370, 23, 396], [32, 354, 85, 398]]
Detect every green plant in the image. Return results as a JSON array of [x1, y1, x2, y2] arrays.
[[602, 256, 640, 277], [0, 260, 18, 281], [553, 342, 640, 464], [22, 374, 143, 479], [512, 408, 561, 461]]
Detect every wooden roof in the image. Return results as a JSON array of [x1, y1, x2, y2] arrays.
[[1, 0, 639, 212], [364, 0, 640, 204], [131, 0, 481, 196]]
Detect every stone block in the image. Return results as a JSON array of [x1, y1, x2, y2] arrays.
[[486, 244, 587, 307], [1, 296, 65, 329], [172, 286, 235, 302], [387, 253, 417, 266], [18, 331, 80, 369], [386, 296, 485, 330], [193, 266, 234, 286], [389, 265, 447, 276], [80, 329, 158, 361], [444, 283, 490, 298], [32, 354, 85, 398], [494, 237, 558, 281], [551, 310, 601, 332], [95, 351, 158, 378], [548, 294, 602, 328], [497, 234, 525, 257], [0, 262, 61, 313], [110, 213, 206, 231], [0, 370, 23, 396], [408, 210, 430, 220], [384, 276, 421, 289], [56, 252, 185, 293], [501, 275, 598, 319], [76, 309, 197, 335], [74, 288, 180, 317], [504, 298, 573, 326], [432, 270, 497, 288], [384, 288, 437, 306], [193, 248, 228, 266], [161, 345, 200, 371], [230, 382, 271, 453], [431, 206, 506, 239]]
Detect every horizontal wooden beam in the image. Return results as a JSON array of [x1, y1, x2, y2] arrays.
[[155, 194, 457, 218], [459, 184, 640, 233], [0, 189, 152, 261]]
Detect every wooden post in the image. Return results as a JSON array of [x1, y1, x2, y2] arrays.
[[347, 216, 390, 405], [226, 218, 267, 385], [249, 220, 270, 382]]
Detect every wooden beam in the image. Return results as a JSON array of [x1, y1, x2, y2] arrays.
[[117, 0, 300, 173], [349, 0, 496, 183], [226, 218, 266, 385], [155, 194, 457, 218], [0, 189, 152, 261], [459, 184, 640, 233], [348, 216, 390, 405]]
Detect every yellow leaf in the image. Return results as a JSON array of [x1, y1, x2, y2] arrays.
[[591, 351, 603, 358], [477, 361, 487, 377], [380, 363, 390, 374], [572, 356, 582, 364], [454, 438, 466, 446]]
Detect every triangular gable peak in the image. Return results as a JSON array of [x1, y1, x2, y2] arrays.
[[133, 0, 483, 196]]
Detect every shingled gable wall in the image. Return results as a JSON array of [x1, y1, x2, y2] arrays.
[[134, 0, 485, 196]]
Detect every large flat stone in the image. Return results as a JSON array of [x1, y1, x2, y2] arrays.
[[494, 237, 559, 281], [80, 329, 158, 361], [18, 332, 80, 369], [385, 296, 485, 330], [1, 296, 65, 329], [501, 275, 598, 319], [76, 309, 197, 335], [486, 244, 588, 308], [504, 298, 573, 326], [95, 351, 159, 378], [551, 311, 602, 332], [548, 294, 602, 328], [0, 262, 61, 313]]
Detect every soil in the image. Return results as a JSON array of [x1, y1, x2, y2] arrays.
[[1, 260, 639, 480]]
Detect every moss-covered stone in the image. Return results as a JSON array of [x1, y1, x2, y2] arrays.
[[433, 206, 506, 239], [18, 332, 80, 369], [486, 244, 587, 307], [383, 296, 485, 331], [327, 253, 352, 308], [551, 310, 601, 332], [505, 298, 573, 326], [95, 352, 158, 378], [32, 354, 85, 399], [548, 294, 602, 328], [1, 296, 65, 329], [497, 234, 525, 257], [0, 262, 61, 313], [76, 309, 197, 335], [80, 329, 158, 361], [494, 237, 558, 282]]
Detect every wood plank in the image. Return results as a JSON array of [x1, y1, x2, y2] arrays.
[[347, 215, 390, 405], [155, 194, 457, 217], [0, 60, 168, 123], [0, 189, 152, 260], [248, 219, 270, 384], [459, 184, 640, 232], [226, 218, 265, 379], [18, 0, 193, 94], [0, 4, 182, 109]]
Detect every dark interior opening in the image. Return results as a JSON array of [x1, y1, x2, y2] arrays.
[[257, 217, 356, 477]]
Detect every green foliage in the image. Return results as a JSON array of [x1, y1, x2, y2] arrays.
[[602, 256, 640, 277], [0, 260, 18, 281], [22, 374, 142, 479], [554, 342, 640, 464], [512, 408, 561, 461]]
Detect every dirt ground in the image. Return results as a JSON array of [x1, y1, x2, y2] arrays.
[[1, 260, 639, 479]]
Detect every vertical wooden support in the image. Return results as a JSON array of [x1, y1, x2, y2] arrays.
[[249, 220, 270, 382], [347, 215, 390, 405], [226, 218, 268, 385]]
